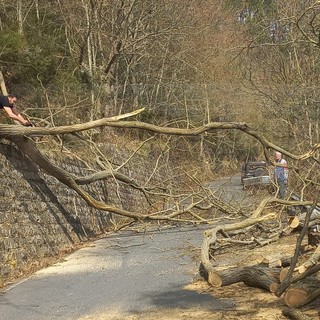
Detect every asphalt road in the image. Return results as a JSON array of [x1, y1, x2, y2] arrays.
[[0, 225, 235, 320]]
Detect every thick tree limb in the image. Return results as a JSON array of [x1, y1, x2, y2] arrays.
[[12, 137, 145, 220], [8, 136, 231, 224], [74, 169, 154, 191], [276, 201, 317, 297], [1, 111, 320, 163], [296, 246, 320, 273], [204, 265, 281, 292], [200, 213, 276, 285], [282, 308, 314, 320], [0, 108, 146, 138]]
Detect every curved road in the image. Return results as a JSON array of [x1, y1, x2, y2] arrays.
[[1, 225, 235, 320]]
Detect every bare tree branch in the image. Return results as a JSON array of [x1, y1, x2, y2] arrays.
[[2, 111, 320, 163]]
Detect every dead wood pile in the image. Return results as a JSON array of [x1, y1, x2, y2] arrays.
[[199, 202, 320, 320]]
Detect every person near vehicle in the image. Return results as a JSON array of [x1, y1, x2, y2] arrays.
[[0, 94, 32, 126], [274, 151, 288, 199]]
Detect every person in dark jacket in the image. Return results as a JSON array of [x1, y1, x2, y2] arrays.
[[0, 94, 31, 126]]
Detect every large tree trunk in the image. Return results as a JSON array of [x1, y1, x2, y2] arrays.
[[201, 264, 281, 292]]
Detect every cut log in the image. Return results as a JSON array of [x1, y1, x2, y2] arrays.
[[273, 263, 320, 295], [280, 267, 289, 282], [270, 282, 279, 293], [284, 288, 308, 308], [297, 245, 320, 272], [289, 208, 320, 230], [282, 308, 314, 320], [208, 265, 281, 292], [262, 255, 292, 269], [289, 216, 300, 229], [291, 288, 320, 309], [284, 278, 320, 308]]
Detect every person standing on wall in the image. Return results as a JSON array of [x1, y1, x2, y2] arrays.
[[274, 151, 288, 199], [0, 94, 32, 126]]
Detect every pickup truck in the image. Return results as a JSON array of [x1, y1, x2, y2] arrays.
[[241, 161, 272, 189]]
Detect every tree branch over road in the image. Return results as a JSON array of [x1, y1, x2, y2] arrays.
[[1, 108, 320, 314], [1, 108, 320, 221], [1, 108, 319, 162]]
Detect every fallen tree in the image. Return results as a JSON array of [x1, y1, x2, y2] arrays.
[[3, 108, 320, 224], [199, 196, 320, 318], [1, 106, 320, 317]]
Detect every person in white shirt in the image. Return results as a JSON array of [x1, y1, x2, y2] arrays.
[[274, 151, 288, 199]]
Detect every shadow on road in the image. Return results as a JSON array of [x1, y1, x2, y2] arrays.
[[138, 285, 235, 312]]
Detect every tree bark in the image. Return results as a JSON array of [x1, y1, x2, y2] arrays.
[[289, 209, 320, 229], [282, 308, 314, 320], [201, 264, 281, 292], [297, 246, 320, 274], [283, 279, 320, 308], [201, 213, 276, 285], [280, 264, 320, 284]]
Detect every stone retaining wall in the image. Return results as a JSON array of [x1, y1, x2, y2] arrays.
[[0, 141, 154, 286]]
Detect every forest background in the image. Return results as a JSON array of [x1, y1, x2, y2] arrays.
[[1, 0, 320, 207]]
